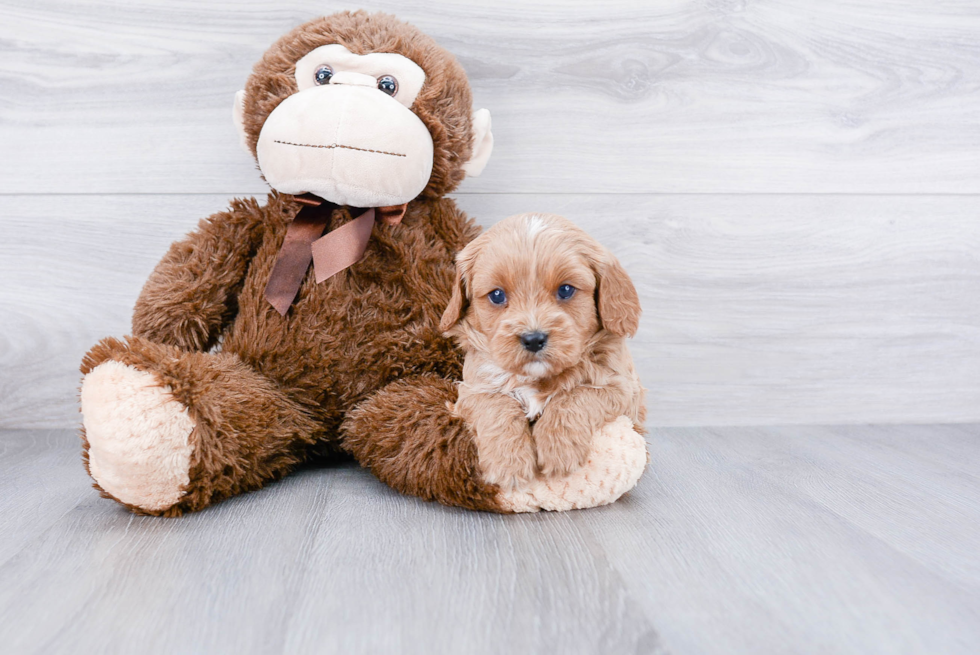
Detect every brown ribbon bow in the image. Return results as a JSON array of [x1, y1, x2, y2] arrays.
[[264, 195, 408, 316]]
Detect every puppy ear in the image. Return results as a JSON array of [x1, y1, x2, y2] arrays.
[[439, 266, 467, 333], [595, 252, 641, 337], [440, 246, 477, 332]]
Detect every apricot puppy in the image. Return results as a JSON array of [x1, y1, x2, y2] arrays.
[[440, 213, 646, 488]]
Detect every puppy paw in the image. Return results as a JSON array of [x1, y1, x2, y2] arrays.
[[532, 412, 593, 478], [498, 416, 647, 513], [536, 435, 591, 478], [81, 360, 195, 512], [477, 426, 537, 489]]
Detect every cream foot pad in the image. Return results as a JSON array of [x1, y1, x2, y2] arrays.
[[80, 361, 195, 512]]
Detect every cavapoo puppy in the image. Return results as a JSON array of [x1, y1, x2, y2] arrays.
[[440, 213, 646, 488]]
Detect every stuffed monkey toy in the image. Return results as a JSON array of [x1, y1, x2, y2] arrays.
[[79, 11, 647, 516]]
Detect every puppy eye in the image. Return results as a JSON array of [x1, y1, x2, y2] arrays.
[[377, 75, 398, 96], [488, 288, 507, 305], [557, 284, 576, 300], [314, 65, 334, 85]]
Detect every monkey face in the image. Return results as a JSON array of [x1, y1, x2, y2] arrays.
[[233, 13, 494, 208], [250, 45, 434, 207]]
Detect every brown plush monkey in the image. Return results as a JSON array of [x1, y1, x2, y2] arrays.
[[79, 11, 645, 516]]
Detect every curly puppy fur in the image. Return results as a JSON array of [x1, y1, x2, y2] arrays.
[[79, 12, 505, 514], [440, 213, 646, 489]]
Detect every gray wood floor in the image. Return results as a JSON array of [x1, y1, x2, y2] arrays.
[[1, 424, 978, 654]]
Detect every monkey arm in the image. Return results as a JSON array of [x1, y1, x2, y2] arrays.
[[132, 198, 267, 351]]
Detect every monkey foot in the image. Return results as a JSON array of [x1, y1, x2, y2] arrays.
[[497, 416, 648, 512], [80, 361, 195, 513]]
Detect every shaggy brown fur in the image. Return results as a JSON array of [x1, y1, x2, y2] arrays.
[[341, 375, 503, 512], [79, 12, 505, 515]]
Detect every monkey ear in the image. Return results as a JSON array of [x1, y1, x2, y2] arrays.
[[595, 252, 641, 338], [232, 89, 252, 154], [461, 109, 493, 177]]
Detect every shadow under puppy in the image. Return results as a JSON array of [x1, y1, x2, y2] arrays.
[[440, 213, 646, 487]]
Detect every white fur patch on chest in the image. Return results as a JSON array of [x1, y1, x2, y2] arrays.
[[474, 361, 553, 420], [511, 385, 549, 420]]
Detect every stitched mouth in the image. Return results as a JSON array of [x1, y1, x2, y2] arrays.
[[273, 140, 406, 158]]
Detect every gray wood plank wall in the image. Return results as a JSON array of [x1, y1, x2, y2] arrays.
[[1, 0, 978, 428]]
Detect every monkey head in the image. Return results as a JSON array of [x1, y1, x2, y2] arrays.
[[232, 12, 493, 208]]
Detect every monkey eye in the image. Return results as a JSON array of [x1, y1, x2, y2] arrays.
[[557, 284, 576, 300], [314, 65, 333, 85], [488, 288, 507, 305], [377, 75, 398, 96]]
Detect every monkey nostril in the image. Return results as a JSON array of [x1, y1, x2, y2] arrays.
[[519, 331, 548, 353]]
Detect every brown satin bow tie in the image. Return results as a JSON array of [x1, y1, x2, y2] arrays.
[[264, 195, 408, 316]]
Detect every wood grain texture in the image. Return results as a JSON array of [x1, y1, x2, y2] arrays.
[[583, 422, 980, 654], [1, 424, 978, 654], [2, 193, 978, 429], [1, 0, 979, 194]]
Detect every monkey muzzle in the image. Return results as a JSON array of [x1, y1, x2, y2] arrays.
[[256, 84, 434, 208]]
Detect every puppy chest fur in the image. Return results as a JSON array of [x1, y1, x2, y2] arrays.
[[463, 357, 554, 420]]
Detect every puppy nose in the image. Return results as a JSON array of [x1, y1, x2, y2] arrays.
[[520, 331, 548, 353]]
